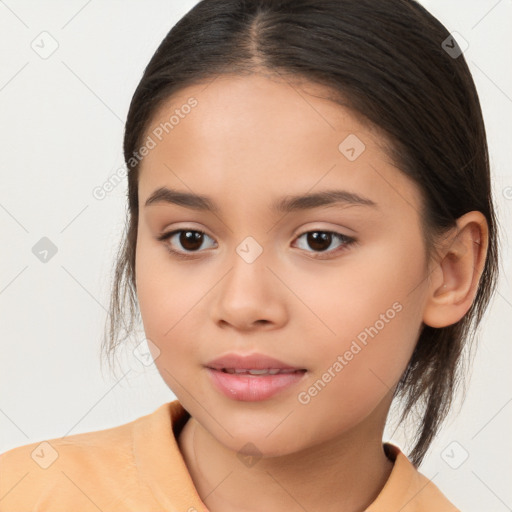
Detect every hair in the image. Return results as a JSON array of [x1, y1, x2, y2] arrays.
[[101, 0, 501, 467]]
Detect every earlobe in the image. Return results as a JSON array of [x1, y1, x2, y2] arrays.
[[422, 211, 488, 329]]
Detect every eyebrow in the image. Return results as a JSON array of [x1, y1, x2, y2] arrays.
[[144, 186, 378, 213]]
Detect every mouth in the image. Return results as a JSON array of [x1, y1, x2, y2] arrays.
[[212, 368, 307, 376], [205, 367, 308, 401], [205, 352, 306, 372]]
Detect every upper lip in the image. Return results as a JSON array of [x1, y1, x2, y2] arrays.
[[205, 353, 305, 371]]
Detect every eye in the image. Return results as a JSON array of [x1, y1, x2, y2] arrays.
[[157, 228, 356, 260], [157, 229, 216, 259], [293, 230, 356, 258]]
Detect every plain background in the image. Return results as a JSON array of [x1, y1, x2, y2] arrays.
[[0, 1, 511, 510]]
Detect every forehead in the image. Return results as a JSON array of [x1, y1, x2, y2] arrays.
[[146, 73, 379, 153], [137, 74, 422, 217]]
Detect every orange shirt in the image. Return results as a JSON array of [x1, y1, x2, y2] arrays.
[[0, 400, 460, 511]]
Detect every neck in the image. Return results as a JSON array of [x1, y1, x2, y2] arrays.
[[178, 400, 395, 512]]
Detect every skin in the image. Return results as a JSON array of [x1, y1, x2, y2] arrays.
[[134, 73, 488, 512]]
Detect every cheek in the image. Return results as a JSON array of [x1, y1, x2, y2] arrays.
[[136, 236, 181, 341], [292, 230, 425, 344], [294, 238, 426, 415], [135, 235, 211, 378]]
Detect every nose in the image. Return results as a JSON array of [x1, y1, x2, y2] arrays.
[[210, 244, 288, 331]]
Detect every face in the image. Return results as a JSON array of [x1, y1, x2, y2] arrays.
[[135, 73, 431, 456]]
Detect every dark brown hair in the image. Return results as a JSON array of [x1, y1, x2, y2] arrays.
[[101, 0, 501, 467]]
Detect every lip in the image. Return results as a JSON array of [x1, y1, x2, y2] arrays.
[[204, 352, 307, 402], [206, 368, 308, 401], [205, 352, 305, 371]]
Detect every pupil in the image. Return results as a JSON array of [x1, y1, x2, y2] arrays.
[[177, 231, 332, 253], [308, 232, 331, 252], [180, 231, 203, 251]]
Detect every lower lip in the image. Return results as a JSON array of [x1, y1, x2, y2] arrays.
[[206, 368, 307, 401]]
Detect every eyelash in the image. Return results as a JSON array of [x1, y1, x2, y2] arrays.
[[156, 228, 357, 260]]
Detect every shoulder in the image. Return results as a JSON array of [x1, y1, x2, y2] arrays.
[[1, 414, 136, 468], [0, 404, 171, 511], [368, 443, 461, 512], [408, 466, 461, 511]]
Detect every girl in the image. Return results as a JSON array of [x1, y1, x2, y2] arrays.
[[0, 0, 501, 510]]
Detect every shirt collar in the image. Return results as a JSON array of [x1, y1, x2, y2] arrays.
[[133, 400, 450, 511]]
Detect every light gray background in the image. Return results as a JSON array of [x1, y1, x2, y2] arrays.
[[1, 1, 511, 510]]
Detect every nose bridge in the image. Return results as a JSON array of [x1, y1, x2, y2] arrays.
[[225, 233, 270, 297], [211, 232, 286, 329], [221, 198, 273, 268], [235, 234, 266, 266]]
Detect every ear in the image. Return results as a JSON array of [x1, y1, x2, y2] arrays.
[[422, 211, 489, 328]]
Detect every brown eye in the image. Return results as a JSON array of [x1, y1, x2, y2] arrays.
[[157, 229, 216, 256], [294, 230, 356, 258], [157, 228, 356, 260], [306, 232, 332, 252], [177, 230, 204, 251]]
